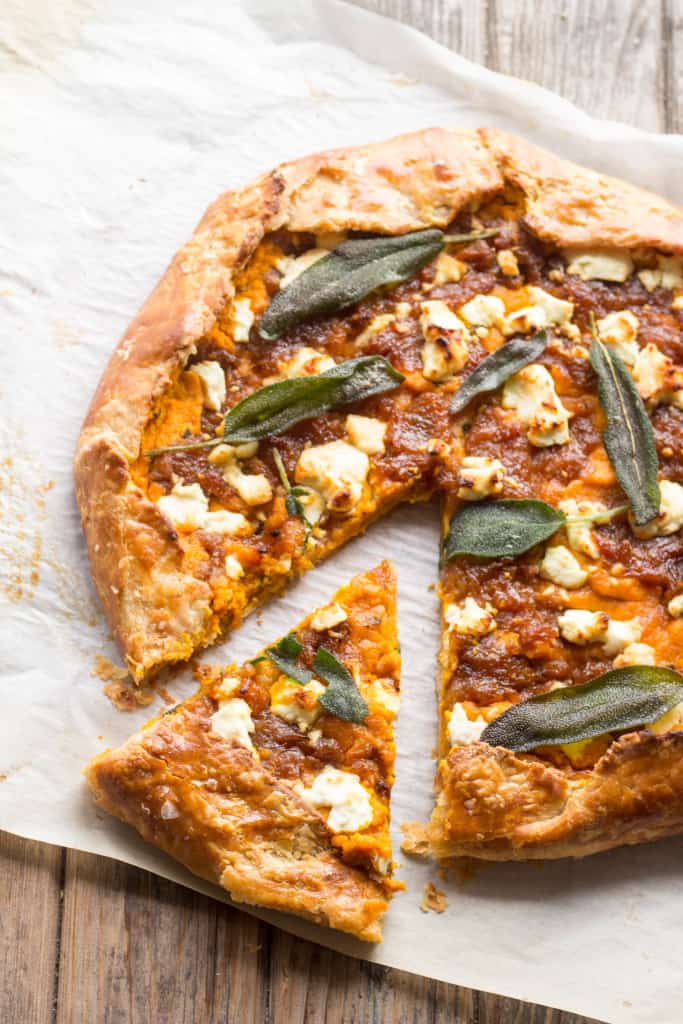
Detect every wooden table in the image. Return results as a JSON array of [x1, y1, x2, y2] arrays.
[[3, 3, 681, 1021]]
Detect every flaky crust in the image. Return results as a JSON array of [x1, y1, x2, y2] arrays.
[[85, 562, 399, 941], [423, 730, 683, 860], [75, 127, 683, 682]]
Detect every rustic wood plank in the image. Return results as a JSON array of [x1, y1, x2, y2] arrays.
[[56, 849, 268, 1024], [347, 0, 488, 62], [491, 0, 664, 131], [663, 0, 683, 131], [0, 831, 63, 1024]]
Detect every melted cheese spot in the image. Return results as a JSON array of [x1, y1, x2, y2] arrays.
[[457, 456, 505, 501], [295, 441, 369, 514], [432, 252, 465, 285], [637, 255, 683, 292], [310, 602, 348, 632], [564, 248, 634, 282], [191, 360, 226, 411], [633, 480, 683, 538], [157, 482, 208, 531], [269, 678, 325, 733], [668, 593, 683, 617], [558, 498, 605, 559], [210, 698, 255, 752], [558, 609, 641, 654], [632, 344, 683, 408], [496, 249, 519, 276], [444, 597, 496, 637], [419, 300, 469, 381], [458, 293, 506, 329], [232, 298, 255, 342], [613, 642, 656, 668], [367, 680, 400, 718], [298, 766, 373, 833], [345, 414, 386, 455], [277, 347, 335, 378], [502, 364, 570, 446], [503, 286, 574, 336], [540, 545, 588, 589], [597, 310, 640, 366], [447, 702, 487, 746], [224, 554, 244, 580]]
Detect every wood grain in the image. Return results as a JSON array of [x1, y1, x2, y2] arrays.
[[4, 1, 682, 1021]]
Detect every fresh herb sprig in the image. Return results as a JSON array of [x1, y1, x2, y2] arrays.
[[480, 665, 683, 752], [272, 448, 314, 549], [145, 355, 403, 458], [259, 227, 499, 340], [263, 636, 368, 724], [442, 498, 627, 563], [449, 332, 548, 414], [589, 314, 660, 526]]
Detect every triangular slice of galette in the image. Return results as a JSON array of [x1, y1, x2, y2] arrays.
[[85, 562, 401, 941]]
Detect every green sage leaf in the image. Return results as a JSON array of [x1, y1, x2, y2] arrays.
[[443, 499, 566, 561], [449, 332, 548, 414], [222, 355, 403, 444], [259, 229, 445, 340], [265, 634, 312, 686], [589, 334, 660, 526], [480, 666, 683, 752], [313, 646, 369, 724]]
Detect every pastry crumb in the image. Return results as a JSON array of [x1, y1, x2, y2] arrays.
[[401, 821, 430, 857], [420, 882, 448, 914], [103, 679, 155, 711], [91, 655, 128, 683]]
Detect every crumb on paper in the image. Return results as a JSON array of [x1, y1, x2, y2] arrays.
[[401, 820, 430, 857], [91, 654, 128, 683], [427, 582, 435, 592], [387, 72, 418, 86], [102, 675, 156, 711], [420, 882, 448, 914], [156, 685, 177, 705]]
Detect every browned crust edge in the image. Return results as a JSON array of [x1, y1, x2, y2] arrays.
[[85, 562, 398, 942], [74, 126, 683, 684], [421, 730, 683, 861]]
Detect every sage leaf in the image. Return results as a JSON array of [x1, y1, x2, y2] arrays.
[[443, 499, 566, 561], [265, 634, 312, 686], [313, 647, 368, 724], [260, 229, 444, 340], [222, 355, 403, 444], [480, 666, 683, 752], [450, 332, 548, 414], [589, 334, 660, 526]]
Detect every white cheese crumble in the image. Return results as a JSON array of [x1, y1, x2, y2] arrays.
[[458, 293, 506, 330], [496, 249, 519, 276], [558, 498, 605, 559], [564, 248, 634, 282], [633, 480, 683, 538], [539, 545, 588, 589], [208, 441, 259, 462], [596, 310, 640, 366], [192, 360, 226, 411], [557, 609, 641, 654], [277, 346, 335, 378], [557, 609, 608, 645], [295, 440, 369, 514], [220, 457, 272, 507], [419, 300, 469, 381], [457, 456, 505, 501], [224, 554, 244, 580], [367, 680, 400, 718], [668, 593, 683, 617], [354, 313, 397, 347], [269, 677, 325, 733], [277, 248, 329, 289], [444, 597, 496, 637], [638, 255, 683, 292], [345, 414, 387, 456], [632, 343, 683, 408], [232, 298, 255, 343], [298, 766, 373, 833], [210, 698, 255, 752], [503, 286, 574, 337], [157, 482, 250, 535], [447, 702, 487, 746], [432, 252, 465, 285], [310, 602, 348, 632], [502, 364, 570, 447], [613, 642, 656, 668]]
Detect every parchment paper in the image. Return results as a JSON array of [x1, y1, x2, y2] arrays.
[[2, 3, 683, 1021]]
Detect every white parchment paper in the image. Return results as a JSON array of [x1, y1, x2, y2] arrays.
[[2, 3, 683, 1020]]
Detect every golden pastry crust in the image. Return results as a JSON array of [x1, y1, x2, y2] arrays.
[[75, 126, 683, 682], [425, 730, 683, 860], [86, 562, 401, 942]]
